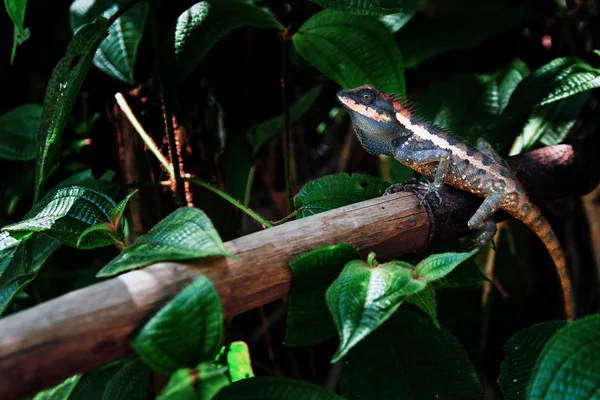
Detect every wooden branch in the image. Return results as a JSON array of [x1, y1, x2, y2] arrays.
[[0, 141, 597, 400]]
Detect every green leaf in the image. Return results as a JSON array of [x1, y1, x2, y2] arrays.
[[220, 341, 254, 382], [396, 5, 521, 68], [498, 321, 565, 400], [5, 0, 30, 63], [35, 17, 109, 201], [165, 0, 283, 89], [406, 285, 439, 328], [309, 0, 407, 16], [247, 85, 321, 154], [528, 313, 600, 399], [293, 10, 405, 95], [110, 189, 138, 227], [293, 173, 389, 218], [0, 232, 20, 278], [0, 104, 41, 161], [101, 358, 152, 400], [69, 359, 130, 400], [509, 92, 589, 155], [70, 0, 148, 84], [326, 259, 426, 361], [132, 276, 223, 375], [414, 250, 477, 282], [32, 375, 82, 400], [157, 364, 229, 400], [97, 207, 232, 277], [340, 311, 482, 399], [378, 0, 425, 33], [214, 376, 344, 399], [284, 243, 359, 346], [77, 223, 120, 248], [2, 186, 116, 249]]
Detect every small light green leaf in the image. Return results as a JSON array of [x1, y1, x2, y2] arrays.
[[32, 374, 82, 400], [35, 17, 109, 201], [284, 243, 359, 346], [293, 10, 405, 95], [110, 189, 138, 226], [528, 313, 600, 399], [2, 186, 116, 249], [157, 364, 229, 400], [166, 0, 283, 89], [407, 285, 439, 328], [509, 92, 589, 155], [216, 341, 254, 382], [213, 376, 344, 400], [97, 207, 232, 277], [293, 173, 389, 218], [77, 223, 120, 248], [102, 358, 152, 400], [498, 321, 565, 400], [340, 311, 482, 399], [0, 104, 41, 161], [0, 232, 20, 278], [70, 0, 148, 84], [310, 0, 406, 16], [396, 5, 521, 68], [5, 0, 30, 63], [414, 250, 477, 282], [132, 276, 223, 375], [247, 85, 321, 154], [326, 259, 426, 361]]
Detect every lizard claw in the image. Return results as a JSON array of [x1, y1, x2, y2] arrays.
[[414, 180, 443, 203], [383, 184, 405, 196]]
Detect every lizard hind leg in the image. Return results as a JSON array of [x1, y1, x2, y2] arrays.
[[468, 194, 504, 248]]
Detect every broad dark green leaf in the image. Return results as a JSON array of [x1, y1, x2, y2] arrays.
[[70, 0, 148, 84], [5, 0, 30, 63], [396, 5, 521, 68], [70, 359, 131, 400], [0, 104, 41, 161], [157, 364, 229, 400], [528, 314, 600, 399], [340, 311, 482, 399], [35, 17, 109, 201], [293, 173, 389, 218], [102, 358, 152, 400], [414, 250, 477, 282], [498, 321, 565, 400], [97, 207, 232, 277], [293, 10, 405, 95], [132, 276, 223, 375], [214, 377, 343, 400], [247, 85, 321, 154], [378, 0, 426, 33], [32, 375, 82, 400], [326, 259, 426, 361], [2, 186, 116, 249], [406, 285, 439, 328], [310, 0, 406, 16], [284, 243, 359, 346], [77, 223, 120, 248], [165, 0, 282, 89], [50, 169, 119, 198]]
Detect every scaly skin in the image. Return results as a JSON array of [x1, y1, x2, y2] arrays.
[[337, 84, 573, 319]]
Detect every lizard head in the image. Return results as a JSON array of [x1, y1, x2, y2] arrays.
[[337, 84, 399, 156]]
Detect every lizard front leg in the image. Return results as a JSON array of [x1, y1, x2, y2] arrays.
[[393, 149, 451, 202], [468, 193, 504, 248]]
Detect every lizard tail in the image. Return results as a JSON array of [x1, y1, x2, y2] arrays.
[[507, 199, 573, 320]]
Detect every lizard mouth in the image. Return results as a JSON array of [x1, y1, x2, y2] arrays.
[[337, 95, 392, 123]]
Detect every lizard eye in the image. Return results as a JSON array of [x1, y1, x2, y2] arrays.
[[358, 89, 375, 105]]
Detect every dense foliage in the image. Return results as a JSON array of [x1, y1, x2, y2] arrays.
[[1, 0, 599, 399]]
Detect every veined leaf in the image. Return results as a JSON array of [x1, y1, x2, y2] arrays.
[[293, 173, 389, 218], [0, 104, 41, 161], [293, 10, 405, 95], [340, 311, 482, 399], [165, 0, 283, 89], [214, 376, 344, 399], [0, 232, 20, 278], [97, 207, 233, 277], [378, 0, 426, 33], [498, 321, 565, 400], [528, 313, 600, 399], [102, 358, 152, 400], [310, 0, 407, 16], [157, 364, 229, 400], [32, 374, 82, 400], [132, 276, 223, 375], [284, 243, 359, 346], [326, 258, 426, 361], [5, 0, 30, 63], [247, 85, 321, 154], [220, 342, 254, 382], [414, 250, 477, 282], [35, 17, 109, 201], [406, 285, 439, 328], [2, 186, 116, 249], [70, 0, 148, 84]]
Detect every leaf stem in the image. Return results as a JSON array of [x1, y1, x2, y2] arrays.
[[186, 178, 273, 229]]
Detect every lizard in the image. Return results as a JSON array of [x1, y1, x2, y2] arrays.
[[337, 84, 573, 320]]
